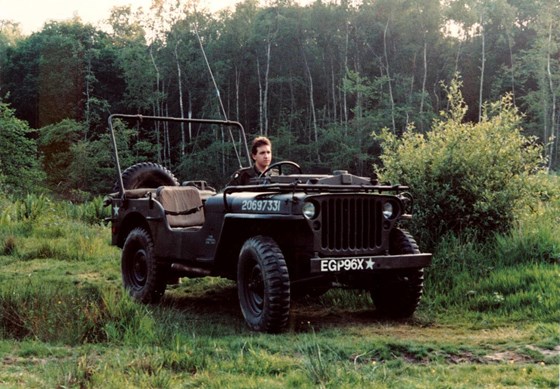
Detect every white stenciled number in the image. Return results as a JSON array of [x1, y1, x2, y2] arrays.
[[242, 200, 281, 212]]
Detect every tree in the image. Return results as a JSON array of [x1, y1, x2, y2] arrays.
[[2, 20, 114, 131], [37, 119, 86, 196], [109, 6, 155, 112], [0, 101, 45, 195], [516, 0, 559, 170], [0, 20, 23, 92]]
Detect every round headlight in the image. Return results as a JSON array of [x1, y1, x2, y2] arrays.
[[302, 202, 317, 219], [383, 202, 394, 219]]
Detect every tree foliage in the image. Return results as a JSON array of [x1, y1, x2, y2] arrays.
[[38, 119, 87, 197], [0, 101, 45, 195], [0, 0, 557, 200]]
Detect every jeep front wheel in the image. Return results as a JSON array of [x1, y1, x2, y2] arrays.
[[122, 227, 167, 304], [237, 236, 290, 333], [370, 229, 425, 318]]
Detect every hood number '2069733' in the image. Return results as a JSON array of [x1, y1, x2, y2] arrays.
[[241, 200, 281, 212]]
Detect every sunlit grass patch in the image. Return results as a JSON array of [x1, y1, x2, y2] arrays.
[[441, 263, 560, 324], [496, 198, 560, 266], [0, 223, 113, 263]]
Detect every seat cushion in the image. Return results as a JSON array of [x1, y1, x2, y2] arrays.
[[156, 186, 205, 227]]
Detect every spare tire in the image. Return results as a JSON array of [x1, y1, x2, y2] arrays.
[[115, 162, 179, 191]]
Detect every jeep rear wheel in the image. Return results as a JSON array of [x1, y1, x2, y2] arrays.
[[122, 227, 167, 304], [115, 162, 179, 191], [370, 229, 424, 318], [237, 236, 290, 333]]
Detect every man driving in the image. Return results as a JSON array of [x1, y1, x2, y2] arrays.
[[227, 136, 272, 186]]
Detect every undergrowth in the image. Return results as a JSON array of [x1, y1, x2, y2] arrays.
[[0, 191, 558, 388]]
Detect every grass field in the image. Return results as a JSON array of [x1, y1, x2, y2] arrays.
[[0, 195, 558, 388]]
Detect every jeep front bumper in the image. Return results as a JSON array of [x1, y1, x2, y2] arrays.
[[310, 253, 432, 273]]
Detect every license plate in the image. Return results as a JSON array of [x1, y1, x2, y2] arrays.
[[312, 257, 376, 272], [310, 253, 432, 273]]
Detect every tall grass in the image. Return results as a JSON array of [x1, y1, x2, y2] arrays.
[[0, 191, 558, 387], [0, 277, 179, 347], [1, 194, 112, 261], [423, 195, 560, 323], [0, 280, 107, 343], [495, 197, 560, 266], [0, 194, 109, 227]]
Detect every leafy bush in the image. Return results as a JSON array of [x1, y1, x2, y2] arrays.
[[376, 79, 545, 248], [0, 102, 45, 195]]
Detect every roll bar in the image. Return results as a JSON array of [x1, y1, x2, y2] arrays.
[[108, 114, 251, 196]]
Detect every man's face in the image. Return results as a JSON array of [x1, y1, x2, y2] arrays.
[[252, 144, 272, 172]]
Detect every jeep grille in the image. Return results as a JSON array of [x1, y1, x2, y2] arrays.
[[318, 196, 383, 253]]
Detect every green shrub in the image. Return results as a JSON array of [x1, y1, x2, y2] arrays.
[[376, 78, 545, 248]]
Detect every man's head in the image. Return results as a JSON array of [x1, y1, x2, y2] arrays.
[[251, 136, 272, 173]]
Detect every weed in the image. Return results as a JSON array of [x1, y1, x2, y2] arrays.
[[55, 355, 98, 388], [15, 194, 52, 222], [2, 235, 17, 255], [298, 326, 333, 387]]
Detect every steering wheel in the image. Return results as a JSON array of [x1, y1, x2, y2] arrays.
[[259, 161, 302, 178]]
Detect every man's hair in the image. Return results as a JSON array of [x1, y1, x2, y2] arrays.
[[251, 136, 271, 155]]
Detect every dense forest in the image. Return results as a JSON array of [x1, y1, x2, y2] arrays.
[[0, 0, 558, 200]]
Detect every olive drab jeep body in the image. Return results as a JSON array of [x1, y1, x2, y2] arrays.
[[106, 114, 432, 333]]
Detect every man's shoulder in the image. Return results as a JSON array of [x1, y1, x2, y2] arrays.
[[228, 166, 258, 186], [233, 166, 257, 179]]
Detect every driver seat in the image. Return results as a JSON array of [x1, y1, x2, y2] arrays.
[[156, 186, 204, 228]]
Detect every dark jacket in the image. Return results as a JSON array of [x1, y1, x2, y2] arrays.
[[227, 165, 262, 186]]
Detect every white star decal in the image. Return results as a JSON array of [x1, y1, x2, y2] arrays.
[[366, 259, 375, 269], [113, 205, 120, 216]]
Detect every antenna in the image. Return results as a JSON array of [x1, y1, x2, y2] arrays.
[[193, 10, 246, 168], [193, 20, 228, 121]]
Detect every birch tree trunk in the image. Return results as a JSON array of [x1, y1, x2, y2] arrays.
[[343, 22, 349, 134], [174, 40, 185, 157], [331, 57, 337, 123], [545, 21, 557, 170], [383, 18, 397, 133], [478, 16, 485, 122], [263, 41, 271, 136], [149, 46, 162, 163], [257, 57, 263, 134], [235, 65, 240, 120], [301, 42, 320, 162], [507, 34, 516, 106], [419, 39, 428, 131]]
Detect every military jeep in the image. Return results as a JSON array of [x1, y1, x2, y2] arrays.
[[106, 114, 431, 333]]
